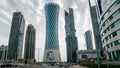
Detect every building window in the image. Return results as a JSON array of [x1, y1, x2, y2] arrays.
[[113, 9, 120, 17], [102, 0, 120, 23], [117, 30, 120, 35], [103, 22, 105, 27], [104, 47, 106, 50], [106, 37, 108, 41], [116, 0, 120, 4], [104, 30, 107, 34], [107, 44, 110, 49], [114, 40, 119, 46], [109, 39, 120, 48], [109, 15, 113, 21], [111, 23, 115, 29], [115, 19, 120, 26], [112, 31, 117, 37], [101, 8, 120, 29], [102, 20, 120, 36], [107, 27, 110, 31], [102, 39, 105, 43], [108, 34, 111, 39], [118, 40, 120, 46], [110, 43, 113, 47]]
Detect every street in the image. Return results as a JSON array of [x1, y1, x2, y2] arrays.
[[4, 65, 89, 68]]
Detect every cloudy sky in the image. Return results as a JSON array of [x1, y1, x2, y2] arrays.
[[0, 0, 95, 62]]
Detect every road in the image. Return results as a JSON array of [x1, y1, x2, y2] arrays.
[[0, 63, 89, 68], [5, 65, 89, 68]]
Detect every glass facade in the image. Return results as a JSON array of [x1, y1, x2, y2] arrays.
[[43, 2, 61, 62], [7, 12, 25, 60], [65, 8, 78, 63], [89, 0, 103, 56], [24, 24, 36, 61], [45, 3, 60, 49], [84, 30, 93, 50]]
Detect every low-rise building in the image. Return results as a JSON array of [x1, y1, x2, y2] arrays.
[[76, 49, 97, 62], [0, 45, 7, 61]]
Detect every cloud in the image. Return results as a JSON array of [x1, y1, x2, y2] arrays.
[[0, 0, 94, 62]]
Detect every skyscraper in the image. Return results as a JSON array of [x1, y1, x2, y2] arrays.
[[95, 0, 120, 60], [24, 24, 36, 62], [84, 30, 93, 50], [65, 8, 78, 63], [88, 0, 103, 56], [43, 2, 61, 62], [7, 12, 25, 60]]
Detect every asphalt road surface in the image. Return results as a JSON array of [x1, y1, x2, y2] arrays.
[[0, 64, 90, 68], [3, 65, 89, 68]]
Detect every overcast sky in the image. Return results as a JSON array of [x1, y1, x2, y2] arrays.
[[0, 0, 95, 62]]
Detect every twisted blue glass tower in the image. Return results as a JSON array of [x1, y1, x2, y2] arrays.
[[44, 2, 61, 62]]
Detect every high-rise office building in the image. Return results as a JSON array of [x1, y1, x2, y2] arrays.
[[24, 24, 36, 62], [43, 2, 61, 62], [84, 30, 93, 50], [65, 8, 78, 63], [7, 12, 25, 60], [95, 0, 120, 60], [88, 1, 103, 56]]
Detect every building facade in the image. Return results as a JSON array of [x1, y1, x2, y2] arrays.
[[24, 24, 36, 62], [0, 45, 7, 61], [43, 2, 61, 62], [76, 49, 97, 62], [96, 0, 120, 60], [88, 0, 103, 56], [7, 12, 25, 60], [65, 8, 78, 63], [84, 30, 93, 50]]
